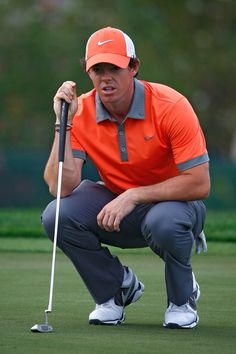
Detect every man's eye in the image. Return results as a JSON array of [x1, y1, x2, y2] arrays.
[[93, 66, 100, 73], [111, 65, 120, 71]]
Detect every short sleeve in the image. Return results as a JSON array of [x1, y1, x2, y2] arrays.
[[164, 97, 209, 171]]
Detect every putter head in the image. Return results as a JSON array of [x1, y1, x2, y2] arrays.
[[31, 324, 53, 333]]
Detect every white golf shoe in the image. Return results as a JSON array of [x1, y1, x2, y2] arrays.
[[89, 298, 125, 325], [163, 273, 200, 329], [89, 267, 144, 325]]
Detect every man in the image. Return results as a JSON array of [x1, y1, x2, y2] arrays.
[[42, 27, 210, 328]]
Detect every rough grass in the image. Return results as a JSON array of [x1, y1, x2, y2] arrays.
[[0, 208, 236, 242]]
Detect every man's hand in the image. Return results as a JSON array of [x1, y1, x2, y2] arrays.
[[97, 162, 210, 233], [53, 81, 78, 123], [97, 189, 137, 232]]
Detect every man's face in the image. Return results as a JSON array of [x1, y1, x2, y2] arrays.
[[88, 62, 138, 105]]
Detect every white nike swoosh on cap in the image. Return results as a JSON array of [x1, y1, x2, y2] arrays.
[[97, 39, 114, 46]]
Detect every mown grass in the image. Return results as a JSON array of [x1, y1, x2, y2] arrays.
[[0, 252, 236, 354], [0, 209, 235, 354]]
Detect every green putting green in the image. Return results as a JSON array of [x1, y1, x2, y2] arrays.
[[0, 250, 235, 354], [0, 209, 235, 353]]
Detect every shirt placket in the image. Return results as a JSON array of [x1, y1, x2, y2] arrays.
[[117, 123, 128, 162]]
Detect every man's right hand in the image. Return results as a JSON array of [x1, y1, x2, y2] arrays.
[[53, 81, 78, 123]]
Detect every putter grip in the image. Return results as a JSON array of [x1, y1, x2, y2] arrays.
[[58, 100, 69, 162]]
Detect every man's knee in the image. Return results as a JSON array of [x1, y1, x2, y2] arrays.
[[42, 199, 59, 242], [141, 202, 194, 258], [41, 195, 76, 242], [41, 189, 101, 250], [142, 208, 176, 249]]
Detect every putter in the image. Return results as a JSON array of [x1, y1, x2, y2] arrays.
[[31, 100, 69, 333]]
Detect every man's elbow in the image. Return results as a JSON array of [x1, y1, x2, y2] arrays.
[[48, 185, 73, 198], [48, 179, 81, 198], [199, 179, 211, 200], [195, 163, 211, 200]]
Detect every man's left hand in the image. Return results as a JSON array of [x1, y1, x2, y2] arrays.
[[97, 190, 137, 232]]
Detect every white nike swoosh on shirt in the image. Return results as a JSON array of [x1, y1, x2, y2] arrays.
[[97, 40, 113, 46]]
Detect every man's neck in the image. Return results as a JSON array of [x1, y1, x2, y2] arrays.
[[103, 81, 135, 122]]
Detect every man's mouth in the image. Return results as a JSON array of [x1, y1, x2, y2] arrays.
[[102, 86, 115, 92]]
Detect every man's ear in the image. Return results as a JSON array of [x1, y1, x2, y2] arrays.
[[132, 59, 140, 77]]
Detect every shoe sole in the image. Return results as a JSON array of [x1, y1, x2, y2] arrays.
[[89, 313, 125, 326], [163, 315, 199, 329], [89, 272, 144, 326], [89, 282, 144, 325]]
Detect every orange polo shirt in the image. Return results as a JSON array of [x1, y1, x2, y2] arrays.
[[71, 79, 209, 195]]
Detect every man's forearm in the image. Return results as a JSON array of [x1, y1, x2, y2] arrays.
[[44, 131, 81, 197], [129, 163, 210, 205]]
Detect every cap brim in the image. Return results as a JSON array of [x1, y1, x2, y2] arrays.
[[86, 53, 130, 72]]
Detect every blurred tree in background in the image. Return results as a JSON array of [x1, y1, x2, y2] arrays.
[[0, 0, 235, 208]]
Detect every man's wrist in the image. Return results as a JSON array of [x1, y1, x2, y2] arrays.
[[55, 122, 73, 132]]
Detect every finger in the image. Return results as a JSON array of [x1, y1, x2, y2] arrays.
[[60, 81, 76, 92], [113, 216, 121, 232], [97, 209, 106, 229], [55, 81, 77, 103], [54, 89, 73, 104], [101, 213, 114, 231], [98, 209, 117, 232], [106, 213, 121, 232]]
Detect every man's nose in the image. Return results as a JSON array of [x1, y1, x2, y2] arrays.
[[100, 68, 112, 79]]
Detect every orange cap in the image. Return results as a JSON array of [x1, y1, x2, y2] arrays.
[[85, 27, 136, 72]]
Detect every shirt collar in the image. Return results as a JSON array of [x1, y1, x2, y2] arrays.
[[96, 78, 145, 123]]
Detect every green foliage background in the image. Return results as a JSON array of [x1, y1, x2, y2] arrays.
[[0, 0, 236, 207]]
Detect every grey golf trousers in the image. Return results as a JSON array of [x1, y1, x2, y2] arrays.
[[42, 179, 206, 306]]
